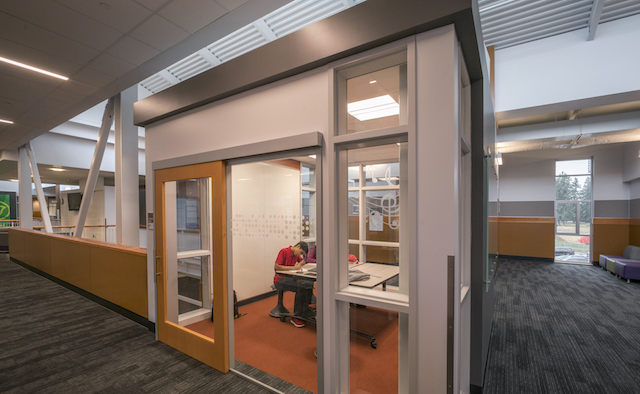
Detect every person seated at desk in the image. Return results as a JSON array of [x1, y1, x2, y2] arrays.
[[274, 241, 315, 328]]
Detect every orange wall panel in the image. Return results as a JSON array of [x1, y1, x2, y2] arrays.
[[90, 247, 148, 318], [498, 218, 554, 259], [8, 228, 25, 262], [593, 220, 630, 262], [50, 238, 92, 291], [24, 232, 51, 274]]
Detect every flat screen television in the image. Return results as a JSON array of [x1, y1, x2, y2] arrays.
[[67, 192, 82, 211]]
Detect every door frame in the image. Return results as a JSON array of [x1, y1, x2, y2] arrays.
[[155, 161, 228, 372]]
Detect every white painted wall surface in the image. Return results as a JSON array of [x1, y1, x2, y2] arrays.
[[0, 181, 19, 194], [629, 178, 640, 200], [415, 26, 457, 393], [494, 14, 640, 113], [623, 141, 640, 182], [500, 145, 629, 202], [231, 162, 301, 301]]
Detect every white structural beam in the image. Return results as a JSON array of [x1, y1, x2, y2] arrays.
[[17, 146, 33, 230], [114, 86, 140, 246], [75, 98, 115, 238], [587, 0, 606, 41], [25, 142, 53, 233]]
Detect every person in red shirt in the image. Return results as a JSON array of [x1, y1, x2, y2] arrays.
[[274, 242, 314, 327]]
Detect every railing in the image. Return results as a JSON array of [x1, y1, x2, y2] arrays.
[[1, 220, 116, 243]]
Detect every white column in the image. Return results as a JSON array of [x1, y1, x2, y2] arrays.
[[18, 146, 32, 229], [114, 86, 140, 246], [25, 142, 53, 233], [75, 98, 115, 238]]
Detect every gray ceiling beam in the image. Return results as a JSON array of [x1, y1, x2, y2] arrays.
[[587, 0, 606, 40]]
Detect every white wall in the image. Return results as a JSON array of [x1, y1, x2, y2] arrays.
[[0, 180, 19, 194], [623, 141, 640, 182], [500, 144, 629, 202], [494, 14, 640, 113], [231, 162, 301, 301]]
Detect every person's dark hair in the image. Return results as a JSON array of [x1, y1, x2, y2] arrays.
[[295, 241, 309, 254]]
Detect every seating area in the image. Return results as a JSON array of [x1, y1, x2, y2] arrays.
[[598, 245, 640, 283]]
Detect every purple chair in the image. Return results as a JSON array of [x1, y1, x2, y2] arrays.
[[614, 259, 640, 283]]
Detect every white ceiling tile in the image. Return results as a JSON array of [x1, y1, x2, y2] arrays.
[[216, 0, 250, 12], [46, 88, 88, 104], [70, 67, 118, 89], [86, 53, 137, 78], [159, 0, 227, 34], [0, 37, 83, 78], [0, 70, 59, 101], [53, 0, 153, 34], [0, 12, 101, 65], [106, 36, 161, 66], [130, 14, 190, 51], [0, 0, 122, 51], [56, 80, 100, 97], [0, 96, 33, 119], [135, 0, 172, 11]]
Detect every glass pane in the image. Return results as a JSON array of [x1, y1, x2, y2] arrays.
[[231, 154, 318, 392], [349, 191, 359, 240], [365, 190, 399, 242], [363, 245, 399, 265], [365, 163, 399, 186], [301, 164, 315, 188], [555, 235, 591, 264], [348, 166, 360, 188], [555, 159, 591, 176], [346, 64, 406, 134], [178, 256, 211, 315], [579, 202, 591, 235], [176, 178, 209, 252], [556, 203, 578, 234], [302, 191, 316, 239], [350, 304, 398, 393], [349, 243, 360, 260], [556, 175, 590, 201]]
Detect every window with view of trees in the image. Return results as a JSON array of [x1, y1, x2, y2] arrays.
[[555, 159, 592, 263]]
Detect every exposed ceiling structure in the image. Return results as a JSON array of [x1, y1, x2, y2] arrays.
[[0, 0, 298, 152], [478, 0, 640, 153], [1, 0, 640, 183], [478, 0, 640, 49]]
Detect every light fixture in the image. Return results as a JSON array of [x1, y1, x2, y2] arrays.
[[369, 80, 377, 84], [0, 56, 69, 81], [0, 118, 13, 124], [348, 94, 399, 121], [495, 152, 503, 166], [50, 167, 66, 172], [309, 154, 316, 159], [10, 179, 19, 182]]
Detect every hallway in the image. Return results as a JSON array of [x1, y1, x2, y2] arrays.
[[0, 253, 271, 393]]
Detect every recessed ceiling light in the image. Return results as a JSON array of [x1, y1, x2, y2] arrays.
[[50, 168, 66, 172], [348, 94, 399, 121], [309, 155, 316, 159], [369, 80, 377, 84], [0, 118, 13, 124], [0, 56, 68, 81], [10, 179, 19, 182]]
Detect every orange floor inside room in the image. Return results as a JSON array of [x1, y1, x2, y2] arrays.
[[188, 292, 399, 393]]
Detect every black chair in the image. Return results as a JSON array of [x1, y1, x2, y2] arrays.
[[269, 286, 290, 318]]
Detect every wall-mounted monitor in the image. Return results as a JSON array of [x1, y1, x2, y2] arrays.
[[67, 192, 82, 211]]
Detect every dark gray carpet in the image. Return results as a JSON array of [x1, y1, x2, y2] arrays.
[[484, 258, 640, 394], [0, 253, 274, 393]]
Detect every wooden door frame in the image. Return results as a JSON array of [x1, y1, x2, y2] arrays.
[[155, 161, 228, 372]]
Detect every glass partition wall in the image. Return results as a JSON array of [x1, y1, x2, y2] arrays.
[[230, 153, 319, 393], [332, 40, 412, 394]]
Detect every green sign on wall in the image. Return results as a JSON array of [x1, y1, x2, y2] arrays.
[[0, 193, 10, 220]]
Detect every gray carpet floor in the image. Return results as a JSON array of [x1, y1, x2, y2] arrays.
[[484, 258, 640, 394], [0, 253, 275, 394]]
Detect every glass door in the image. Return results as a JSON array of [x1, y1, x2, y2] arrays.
[[155, 161, 228, 372], [555, 159, 592, 264]]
